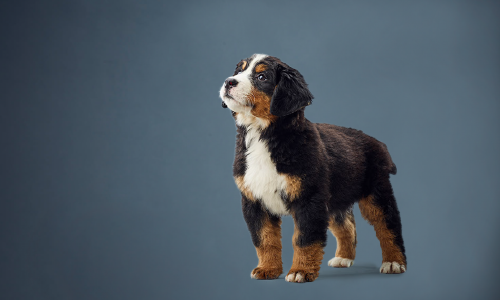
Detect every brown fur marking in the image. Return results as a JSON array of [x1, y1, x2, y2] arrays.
[[359, 195, 406, 265], [241, 60, 247, 71], [252, 217, 283, 279], [287, 224, 324, 282], [248, 88, 277, 123], [234, 176, 255, 201], [255, 64, 267, 73], [284, 175, 301, 201], [328, 213, 357, 260]]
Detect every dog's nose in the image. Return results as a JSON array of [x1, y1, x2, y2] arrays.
[[225, 78, 238, 88]]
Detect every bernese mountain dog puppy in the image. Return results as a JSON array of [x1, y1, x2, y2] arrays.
[[219, 54, 406, 283]]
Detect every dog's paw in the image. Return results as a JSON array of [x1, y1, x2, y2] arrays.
[[328, 257, 354, 268], [380, 262, 406, 274], [250, 267, 282, 280], [285, 270, 319, 283]]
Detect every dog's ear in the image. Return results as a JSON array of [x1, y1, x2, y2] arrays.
[[270, 64, 313, 117]]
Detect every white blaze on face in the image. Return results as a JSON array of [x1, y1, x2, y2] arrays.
[[219, 54, 268, 113]]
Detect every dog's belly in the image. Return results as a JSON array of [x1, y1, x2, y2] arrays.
[[244, 127, 289, 216]]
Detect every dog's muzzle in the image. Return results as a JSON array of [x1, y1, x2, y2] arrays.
[[221, 78, 239, 108]]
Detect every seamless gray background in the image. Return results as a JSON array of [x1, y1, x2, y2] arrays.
[[1, 0, 499, 299]]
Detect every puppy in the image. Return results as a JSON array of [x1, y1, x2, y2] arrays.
[[219, 54, 406, 283]]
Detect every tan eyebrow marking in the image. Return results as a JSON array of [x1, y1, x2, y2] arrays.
[[241, 60, 248, 71], [255, 64, 267, 73]]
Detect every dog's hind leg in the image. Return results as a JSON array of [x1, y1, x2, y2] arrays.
[[327, 207, 357, 268], [359, 179, 407, 274]]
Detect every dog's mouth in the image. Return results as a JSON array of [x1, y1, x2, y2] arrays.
[[224, 92, 250, 107], [224, 90, 234, 99], [220, 82, 252, 110]]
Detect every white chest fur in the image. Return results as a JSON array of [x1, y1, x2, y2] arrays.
[[243, 125, 290, 216]]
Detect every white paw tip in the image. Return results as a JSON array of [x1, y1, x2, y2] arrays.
[[285, 272, 305, 283], [328, 257, 354, 268], [380, 262, 406, 274]]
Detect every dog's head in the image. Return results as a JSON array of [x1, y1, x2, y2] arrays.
[[219, 54, 313, 124]]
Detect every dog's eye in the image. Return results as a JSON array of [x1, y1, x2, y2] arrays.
[[257, 74, 267, 81]]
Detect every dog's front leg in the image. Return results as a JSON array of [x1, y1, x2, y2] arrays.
[[241, 196, 283, 280], [285, 198, 328, 283]]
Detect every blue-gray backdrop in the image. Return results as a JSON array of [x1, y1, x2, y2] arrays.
[[1, 1, 499, 299]]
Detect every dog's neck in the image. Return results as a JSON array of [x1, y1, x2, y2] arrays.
[[234, 109, 307, 132]]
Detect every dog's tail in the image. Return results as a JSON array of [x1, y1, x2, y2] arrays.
[[389, 161, 397, 175], [380, 142, 397, 175]]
